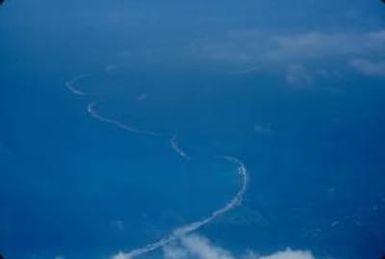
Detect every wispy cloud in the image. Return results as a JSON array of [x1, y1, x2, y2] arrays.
[[200, 30, 385, 63], [254, 124, 274, 135], [265, 31, 385, 63], [162, 234, 317, 259], [258, 249, 316, 259], [111, 220, 125, 232], [197, 29, 385, 83], [136, 93, 148, 101], [285, 64, 313, 87], [350, 59, 385, 77], [111, 252, 131, 259]]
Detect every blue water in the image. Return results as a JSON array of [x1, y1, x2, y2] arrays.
[[1, 1, 385, 258]]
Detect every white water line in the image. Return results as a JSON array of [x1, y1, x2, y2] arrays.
[[65, 74, 90, 96], [87, 102, 159, 136], [66, 73, 249, 259], [169, 136, 192, 160], [112, 157, 247, 259]]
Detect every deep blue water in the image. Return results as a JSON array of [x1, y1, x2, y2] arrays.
[[1, 1, 385, 259]]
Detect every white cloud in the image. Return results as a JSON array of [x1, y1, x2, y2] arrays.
[[111, 252, 131, 259], [264, 31, 384, 63], [111, 234, 318, 259], [350, 59, 385, 76], [259, 249, 315, 259], [202, 30, 385, 63], [162, 234, 317, 259], [285, 65, 313, 86], [163, 243, 189, 259], [198, 29, 385, 80], [179, 235, 235, 259]]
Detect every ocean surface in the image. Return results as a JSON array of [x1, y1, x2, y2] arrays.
[[1, 1, 385, 259]]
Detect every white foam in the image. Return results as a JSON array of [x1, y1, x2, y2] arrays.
[[112, 157, 248, 258], [65, 74, 90, 96], [170, 136, 192, 160]]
